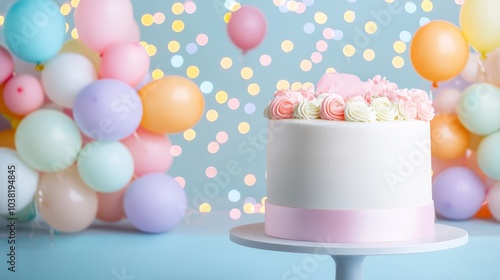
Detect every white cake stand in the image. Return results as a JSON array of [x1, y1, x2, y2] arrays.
[[230, 223, 468, 280]]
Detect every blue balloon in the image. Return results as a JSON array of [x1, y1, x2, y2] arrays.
[[3, 0, 66, 63]]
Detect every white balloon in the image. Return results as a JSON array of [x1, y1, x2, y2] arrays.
[[41, 53, 97, 108], [460, 52, 480, 83], [0, 148, 39, 215], [487, 183, 500, 222], [433, 87, 462, 113]]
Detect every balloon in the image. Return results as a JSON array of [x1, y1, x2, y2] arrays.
[[41, 53, 98, 108], [430, 113, 470, 160], [434, 75, 472, 94], [410, 20, 469, 87], [124, 173, 187, 233], [475, 200, 493, 219], [139, 76, 204, 134], [0, 113, 11, 131], [99, 42, 150, 87], [59, 39, 100, 71], [227, 5, 267, 53], [0, 46, 14, 84], [96, 185, 128, 222], [457, 83, 500, 135], [433, 87, 462, 113], [15, 109, 82, 172], [74, 0, 135, 53], [135, 72, 153, 91], [460, 0, 500, 58], [431, 155, 466, 178], [3, 74, 44, 116], [433, 166, 486, 220], [77, 141, 134, 193], [36, 171, 98, 232], [0, 148, 39, 215], [477, 131, 500, 179], [128, 21, 141, 43], [487, 183, 500, 221], [73, 79, 143, 141], [121, 128, 173, 177], [0, 83, 21, 119], [0, 129, 15, 149], [3, 0, 66, 63], [468, 133, 484, 152], [466, 151, 488, 180], [460, 52, 480, 83]]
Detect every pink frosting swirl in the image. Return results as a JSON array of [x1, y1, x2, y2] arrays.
[[274, 89, 306, 104], [409, 89, 435, 121], [320, 94, 345, 120], [269, 96, 295, 119], [298, 87, 316, 100]]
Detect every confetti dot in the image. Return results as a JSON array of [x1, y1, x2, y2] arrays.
[[296, 2, 306, 14], [363, 49, 375, 61], [405, 2, 417, 13], [419, 17, 430, 26], [393, 41, 406, 53], [392, 56, 405, 68], [65, 23, 69, 32], [207, 142, 220, 153], [170, 145, 183, 157], [303, 82, 314, 89], [323, 28, 334, 39], [196, 34, 209, 46], [184, 1, 197, 14], [300, 60, 312, 71], [287, 0, 298, 11], [228, 190, 241, 202], [314, 12, 327, 24], [421, 0, 433, 12], [168, 41, 181, 53], [344, 10, 355, 23], [365, 21, 378, 34], [152, 69, 164, 79], [261, 196, 267, 205], [71, 28, 79, 39], [245, 197, 257, 204], [248, 83, 260, 96], [343, 44, 355, 57], [228, 98, 240, 110], [200, 81, 213, 94], [216, 131, 228, 144], [186, 43, 198, 54], [455, 0, 464, 4], [224, 12, 232, 23], [172, 20, 185, 32], [171, 55, 184, 68], [230, 208, 241, 219], [60, 3, 71, 16], [311, 52, 322, 63], [199, 203, 211, 213], [333, 30, 344, 40], [291, 82, 303, 91], [244, 103, 256, 114], [254, 204, 262, 213], [187, 66, 199, 78], [279, 5, 289, 13], [241, 67, 254, 80], [141, 14, 154, 26], [400, 31, 412, 42], [184, 129, 196, 141], [206, 110, 219, 122], [304, 0, 314, 6], [274, 0, 286, 5], [316, 40, 328, 52], [260, 55, 272, 66], [221, 57, 233, 69], [326, 68, 336, 73], [281, 40, 294, 52], [238, 122, 250, 134], [303, 22, 315, 34], [172, 2, 184, 15], [206, 166, 217, 178], [228, 2, 241, 12], [175, 176, 186, 188], [70, 0, 79, 8], [244, 174, 257, 186], [277, 80, 290, 90], [243, 203, 255, 214], [153, 12, 165, 24], [146, 45, 157, 56], [216, 91, 228, 104]]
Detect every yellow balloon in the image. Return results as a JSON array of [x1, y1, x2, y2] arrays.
[[59, 39, 100, 71], [460, 0, 500, 57]]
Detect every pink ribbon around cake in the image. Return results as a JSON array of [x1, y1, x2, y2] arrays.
[[265, 202, 435, 243]]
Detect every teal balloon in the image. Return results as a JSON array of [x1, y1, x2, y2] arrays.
[[1, 200, 37, 223], [15, 109, 82, 172], [77, 141, 134, 193], [477, 131, 500, 179], [3, 0, 66, 63], [457, 83, 500, 135]]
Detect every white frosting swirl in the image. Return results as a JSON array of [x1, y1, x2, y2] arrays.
[[293, 98, 321, 119], [345, 100, 376, 122], [371, 97, 398, 121]]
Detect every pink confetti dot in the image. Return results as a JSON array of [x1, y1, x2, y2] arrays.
[[206, 166, 218, 178], [207, 142, 220, 153], [153, 12, 165, 24], [216, 131, 228, 144], [260, 54, 272, 66], [230, 208, 241, 219], [196, 34, 208, 46], [175, 176, 186, 188], [254, 203, 262, 213], [228, 98, 240, 110], [316, 40, 328, 52], [184, 1, 197, 14], [296, 2, 306, 13], [170, 145, 183, 157], [311, 52, 322, 63], [323, 28, 335, 40]]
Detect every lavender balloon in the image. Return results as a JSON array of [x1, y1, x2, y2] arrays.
[[433, 166, 486, 220], [434, 75, 472, 94], [73, 79, 143, 141], [124, 173, 187, 233]]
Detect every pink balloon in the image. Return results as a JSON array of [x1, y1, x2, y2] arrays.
[[0, 46, 14, 84], [99, 42, 150, 87], [121, 128, 173, 177], [128, 21, 141, 43], [74, 0, 135, 53], [433, 87, 462, 113], [432, 155, 466, 178], [3, 74, 44, 116], [227, 5, 267, 53], [96, 185, 128, 222]]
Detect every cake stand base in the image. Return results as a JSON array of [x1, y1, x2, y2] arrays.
[[230, 223, 468, 280]]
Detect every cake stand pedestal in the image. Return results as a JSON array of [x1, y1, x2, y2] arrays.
[[230, 223, 468, 280]]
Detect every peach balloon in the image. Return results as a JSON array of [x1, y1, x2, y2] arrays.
[[96, 186, 128, 223], [475, 200, 493, 219], [430, 113, 470, 160], [410, 20, 469, 87], [139, 76, 205, 134], [432, 155, 466, 178], [0, 129, 15, 149]]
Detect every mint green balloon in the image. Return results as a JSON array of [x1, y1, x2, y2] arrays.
[[77, 141, 134, 193], [478, 131, 500, 179], [457, 83, 500, 135], [15, 109, 82, 172]]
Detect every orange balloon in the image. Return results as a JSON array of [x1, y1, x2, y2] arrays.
[[468, 133, 484, 151], [410, 20, 469, 87], [430, 113, 470, 160], [0, 129, 15, 149], [139, 76, 205, 134], [475, 200, 493, 219]]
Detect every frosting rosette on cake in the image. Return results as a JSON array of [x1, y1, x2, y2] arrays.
[[319, 93, 345, 121]]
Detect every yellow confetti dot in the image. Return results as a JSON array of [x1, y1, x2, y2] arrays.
[[199, 203, 211, 213], [326, 68, 337, 73], [300, 60, 312, 71], [230, 3, 242, 12], [260, 205, 265, 213], [145, 45, 157, 56], [291, 82, 303, 91], [71, 0, 80, 8], [187, 66, 200, 78], [241, 67, 253, 80], [303, 82, 314, 89], [385, 0, 394, 2], [184, 129, 196, 141], [248, 83, 260, 96], [261, 197, 267, 205], [244, 174, 256, 186], [422, 0, 433, 12], [243, 203, 255, 214], [139, 41, 148, 48], [60, 3, 71, 16], [287, 0, 298, 11], [206, 110, 219, 122], [215, 91, 228, 104], [276, 80, 290, 90], [220, 57, 233, 69], [141, 14, 154, 27], [393, 41, 406, 53], [343, 44, 355, 57], [365, 21, 378, 34], [172, 2, 184, 15], [172, 20, 185, 32], [274, 0, 286, 6], [0, 16, 4, 26], [392, 56, 405, 68], [363, 49, 375, 61], [344, 10, 355, 23], [224, 12, 232, 23], [71, 28, 79, 39], [65, 23, 69, 33], [281, 40, 294, 52], [152, 69, 164, 80], [314, 12, 328, 24], [168, 41, 180, 53], [238, 122, 250, 134]]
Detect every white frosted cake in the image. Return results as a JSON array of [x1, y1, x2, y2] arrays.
[[263, 73, 435, 243]]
